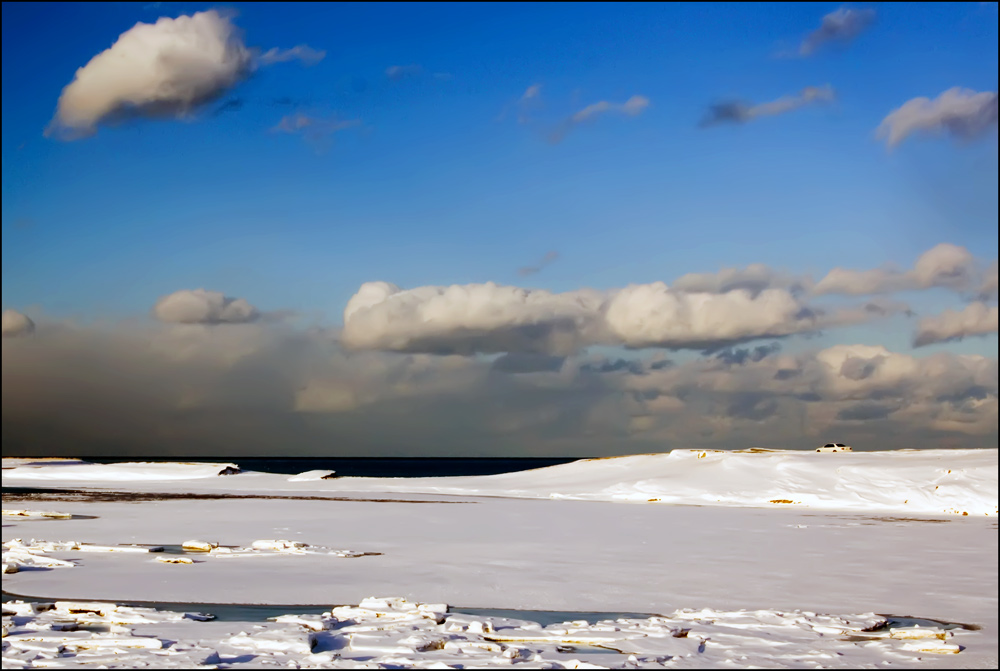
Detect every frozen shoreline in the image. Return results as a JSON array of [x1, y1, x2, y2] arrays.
[[3, 451, 998, 668], [4, 448, 997, 517]]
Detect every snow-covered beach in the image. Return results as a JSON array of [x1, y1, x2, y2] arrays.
[[3, 449, 998, 669]]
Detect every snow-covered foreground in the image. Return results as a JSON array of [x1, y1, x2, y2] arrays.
[[2, 451, 998, 668], [4, 448, 996, 516]]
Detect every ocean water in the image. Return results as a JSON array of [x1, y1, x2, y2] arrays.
[[82, 457, 579, 478]]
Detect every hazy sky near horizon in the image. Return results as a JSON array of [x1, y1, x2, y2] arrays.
[[1, 2, 997, 457]]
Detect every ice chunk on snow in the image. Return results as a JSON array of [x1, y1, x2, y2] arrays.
[[181, 540, 218, 552], [224, 629, 316, 654], [287, 469, 337, 481], [2, 510, 72, 519], [251, 539, 309, 551]]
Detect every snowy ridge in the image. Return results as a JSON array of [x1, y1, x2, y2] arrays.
[[3, 449, 997, 516], [2, 461, 239, 481]]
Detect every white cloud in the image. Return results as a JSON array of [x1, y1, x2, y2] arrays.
[[47, 10, 253, 139], [341, 282, 608, 356], [877, 87, 998, 147], [342, 281, 901, 355], [700, 86, 835, 127], [914, 302, 999, 347], [603, 284, 892, 350], [813, 243, 980, 296], [258, 44, 325, 66], [799, 7, 876, 57], [2, 310, 35, 338], [153, 289, 259, 324]]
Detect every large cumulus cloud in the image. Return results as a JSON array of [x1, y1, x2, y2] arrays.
[[45, 10, 326, 139], [341, 281, 903, 355], [3, 318, 994, 457], [616, 343, 998, 445], [341, 282, 608, 356], [47, 10, 253, 138]]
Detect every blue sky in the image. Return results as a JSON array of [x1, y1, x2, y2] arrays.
[[1, 3, 998, 457], [3, 3, 997, 341]]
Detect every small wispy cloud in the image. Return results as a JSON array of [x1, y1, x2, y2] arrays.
[[271, 113, 361, 152], [211, 98, 244, 116], [571, 95, 650, 123], [498, 83, 544, 124], [258, 45, 326, 67], [385, 64, 423, 81], [549, 95, 650, 143], [522, 84, 542, 101], [876, 87, 998, 148], [518, 251, 559, 277], [699, 85, 835, 128], [799, 6, 876, 56]]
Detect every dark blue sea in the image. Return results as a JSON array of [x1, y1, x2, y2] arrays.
[[83, 457, 578, 478]]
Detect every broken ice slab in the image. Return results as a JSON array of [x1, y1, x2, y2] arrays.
[[224, 629, 316, 655], [74, 544, 152, 553], [898, 638, 962, 654], [181, 540, 218, 552], [63, 636, 164, 650], [1, 510, 72, 519], [156, 556, 194, 564], [329, 597, 448, 625]]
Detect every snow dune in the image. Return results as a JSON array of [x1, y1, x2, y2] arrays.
[[3, 449, 997, 516]]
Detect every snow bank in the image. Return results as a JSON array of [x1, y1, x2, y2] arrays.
[[294, 448, 998, 516], [3, 449, 996, 516], [3, 461, 240, 481], [492, 448, 999, 516]]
